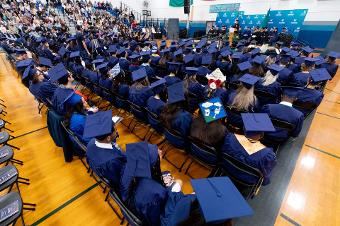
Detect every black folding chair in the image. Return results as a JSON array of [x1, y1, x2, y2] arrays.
[[293, 100, 317, 117], [254, 89, 279, 105], [213, 152, 264, 200], [126, 101, 150, 140]]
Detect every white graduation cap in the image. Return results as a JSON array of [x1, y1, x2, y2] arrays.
[[206, 68, 226, 83], [109, 63, 121, 79]]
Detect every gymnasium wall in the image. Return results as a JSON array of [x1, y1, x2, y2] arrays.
[[147, 0, 340, 48]]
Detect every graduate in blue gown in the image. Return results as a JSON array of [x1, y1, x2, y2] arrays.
[[120, 141, 167, 226], [255, 64, 283, 105], [97, 62, 113, 90], [107, 45, 119, 68], [140, 51, 156, 81], [184, 67, 207, 112], [129, 68, 154, 108], [215, 50, 231, 75], [197, 55, 212, 85], [112, 70, 130, 109], [320, 51, 339, 78], [147, 79, 167, 116], [292, 57, 318, 87], [164, 62, 182, 86], [277, 54, 294, 85], [221, 113, 277, 185], [261, 91, 304, 146], [68, 51, 85, 76], [128, 54, 140, 72], [117, 48, 130, 71], [85, 111, 126, 190], [29, 69, 57, 103], [160, 82, 193, 137], [227, 74, 260, 129]]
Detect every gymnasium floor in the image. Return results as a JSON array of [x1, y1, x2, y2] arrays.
[[0, 52, 339, 226]]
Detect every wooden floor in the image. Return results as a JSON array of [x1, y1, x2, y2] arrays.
[[0, 52, 339, 226]]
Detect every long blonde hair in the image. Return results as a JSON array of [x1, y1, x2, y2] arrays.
[[262, 70, 278, 86], [231, 86, 257, 111]]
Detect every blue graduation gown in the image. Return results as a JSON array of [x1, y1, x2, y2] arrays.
[[171, 110, 192, 137], [129, 64, 140, 72], [221, 133, 277, 185], [147, 97, 165, 116], [70, 63, 84, 75], [287, 63, 299, 73], [187, 82, 207, 111], [82, 69, 99, 84], [278, 68, 293, 85], [69, 113, 91, 144], [216, 60, 230, 73], [119, 58, 130, 71], [321, 63, 338, 78], [296, 88, 323, 115], [29, 81, 57, 102], [99, 77, 113, 90], [194, 53, 202, 66], [164, 75, 181, 87], [51, 87, 74, 115], [292, 72, 310, 87], [129, 86, 154, 107], [210, 88, 229, 106], [86, 138, 126, 189], [255, 81, 281, 105], [261, 104, 304, 143], [141, 65, 155, 79]]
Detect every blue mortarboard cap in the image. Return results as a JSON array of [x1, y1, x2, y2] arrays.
[[15, 48, 27, 54], [304, 57, 318, 67], [69, 51, 80, 58], [66, 36, 76, 42], [184, 54, 194, 64], [150, 78, 166, 94], [108, 45, 117, 53], [16, 59, 34, 68], [49, 63, 69, 82], [201, 55, 212, 65], [167, 61, 182, 70], [132, 67, 147, 82], [174, 49, 183, 57], [310, 68, 332, 83], [185, 40, 194, 47], [267, 64, 284, 75], [140, 51, 151, 56], [241, 113, 276, 133], [294, 56, 305, 65], [22, 66, 37, 80], [281, 47, 291, 53], [221, 50, 231, 57], [282, 87, 300, 98], [65, 93, 82, 106], [231, 52, 243, 59], [117, 48, 126, 55], [160, 48, 170, 54], [238, 74, 261, 87], [291, 41, 300, 47], [83, 110, 113, 138], [125, 142, 158, 178], [167, 82, 185, 104], [185, 67, 198, 76], [92, 58, 105, 65], [327, 51, 340, 59], [129, 54, 140, 60], [237, 61, 252, 71], [251, 48, 261, 56], [252, 55, 265, 65], [288, 50, 299, 58], [191, 177, 253, 223], [97, 62, 109, 71], [199, 97, 227, 123], [208, 47, 218, 54], [301, 46, 313, 54], [123, 41, 129, 46], [315, 58, 326, 66], [58, 46, 69, 57], [38, 57, 52, 67]]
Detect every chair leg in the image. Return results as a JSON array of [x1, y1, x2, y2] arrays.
[[18, 177, 29, 181], [20, 214, 26, 226], [23, 202, 36, 206], [6, 143, 20, 150], [5, 127, 14, 133], [2, 119, 11, 124], [184, 160, 194, 175], [11, 159, 24, 165]]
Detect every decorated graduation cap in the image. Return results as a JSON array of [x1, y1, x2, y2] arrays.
[[301, 46, 313, 54], [83, 110, 117, 139], [327, 51, 340, 59], [238, 74, 261, 89], [49, 63, 69, 82], [167, 81, 185, 104], [185, 67, 198, 76], [201, 54, 213, 65], [109, 63, 121, 79], [149, 78, 166, 94], [16, 59, 34, 69], [38, 57, 52, 67], [199, 97, 227, 123], [310, 68, 332, 83], [132, 67, 147, 82], [69, 51, 80, 59], [304, 57, 318, 67], [206, 68, 226, 83], [241, 113, 276, 136], [191, 177, 253, 223], [124, 141, 159, 179], [267, 64, 284, 75], [237, 61, 252, 72]]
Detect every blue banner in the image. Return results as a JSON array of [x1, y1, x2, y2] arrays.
[[215, 11, 244, 28], [238, 14, 267, 29], [267, 9, 308, 37], [210, 3, 240, 13]]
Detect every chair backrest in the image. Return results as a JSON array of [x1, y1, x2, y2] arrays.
[[254, 89, 278, 104], [128, 100, 146, 121], [163, 126, 187, 150], [270, 117, 295, 132], [293, 100, 317, 111], [188, 136, 218, 166], [109, 190, 144, 226], [60, 121, 87, 154], [219, 152, 264, 199], [145, 107, 163, 132]]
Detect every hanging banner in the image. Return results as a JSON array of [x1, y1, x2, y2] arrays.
[[238, 14, 267, 29], [215, 11, 243, 28], [169, 0, 193, 7], [267, 9, 308, 37], [209, 3, 240, 13]]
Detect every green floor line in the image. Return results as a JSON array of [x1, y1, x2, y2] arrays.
[[31, 183, 99, 225], [305, 144, 340, 160]]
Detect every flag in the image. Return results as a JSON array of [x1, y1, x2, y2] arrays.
[[262, 8, 270, 27], [169, 0, 193, 7]]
